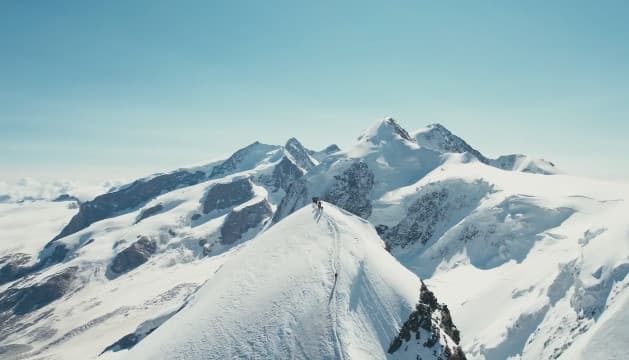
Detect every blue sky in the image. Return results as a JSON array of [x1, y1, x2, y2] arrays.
[[1, 1, 628, 183]]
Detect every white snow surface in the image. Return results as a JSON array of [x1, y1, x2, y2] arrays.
[[381, 161, 629, 360], [108, 203, 444, 360]]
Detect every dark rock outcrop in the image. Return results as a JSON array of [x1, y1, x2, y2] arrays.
[[0, 254, 31, 285], [324, 161, 374, 218], [388, 281, 465, 359], [109, 237, 157, 278], [382, 180, 491, 250], [385, 188, 449, 249], [416, 123, 488, 163], [202, 178, 254, 214], [220, 201, 272, 245], [272, 179, 310, 223], [0, 244, 68, 286], [100, 332, 145, 354], [284, 138, 315, 170], [52, 194, 80, 203], [135, 203, 164, 224], [0, 267, 78, 316], [51, 170, 205, 243], [271, 157, 304, 192]]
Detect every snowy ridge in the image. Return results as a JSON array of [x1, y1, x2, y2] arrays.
[[104, 203, 463, 360]]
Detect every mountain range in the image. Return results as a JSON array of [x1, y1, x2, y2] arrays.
[[0, 118, 627, 360]]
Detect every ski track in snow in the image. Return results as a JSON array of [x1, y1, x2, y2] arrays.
[[323, 208, 346, 360]]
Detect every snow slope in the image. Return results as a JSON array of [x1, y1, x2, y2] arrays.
[[106, 203, 462, 360], [378, 161, 629, 360]]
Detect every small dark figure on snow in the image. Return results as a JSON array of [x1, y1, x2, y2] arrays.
[[334, 272, 338, 279], [317, 201, 323, 211]]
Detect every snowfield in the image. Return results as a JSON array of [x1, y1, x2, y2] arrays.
[[1, 118, 627, 360]]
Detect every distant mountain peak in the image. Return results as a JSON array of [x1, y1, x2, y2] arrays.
[[283, 137, 316, 170], [414, 123, 489, 162], [358, 117, 414, 143]]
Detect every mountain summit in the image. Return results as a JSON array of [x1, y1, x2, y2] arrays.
[[357, 117, 415, 143]]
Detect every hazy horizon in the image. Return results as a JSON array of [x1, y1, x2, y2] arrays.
[[2, 1, 628, 184]]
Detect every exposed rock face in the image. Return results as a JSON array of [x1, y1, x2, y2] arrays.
[[135, 203, 164, 224], [220, 201, 272, 245], [51, 170, 206, 243], [202, 178, 254, 214], [0, 254, 31, 285], [324, 161, 374, 218], [382, 180, 491, 249], [284, 138, 315, 170], [321, 144, 340, 154], [359, 117, 415, 143], [0, 267, 78, 316], [101, 333, 140, 353], [388, 281, 466, 359], [385, 188, 449, 249], [52, 194, 80, 203], [272, 179, 310, 223], [109, 237, 157, 277], [270, 157, 304, 192], [0, 244, 68, 286], [415, 123, 489, 163]]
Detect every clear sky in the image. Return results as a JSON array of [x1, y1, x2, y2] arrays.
[[1, 1, 628, 184]]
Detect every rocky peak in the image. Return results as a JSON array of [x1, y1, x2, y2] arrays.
[[357, 117, 415, 144], [210, 141, 279, 179], [283, 137, 315, 170], [415, 123, 489, 163], [322, 144, 340, 153]]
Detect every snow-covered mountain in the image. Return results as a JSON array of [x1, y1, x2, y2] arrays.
[[1, 118, 626, 360]]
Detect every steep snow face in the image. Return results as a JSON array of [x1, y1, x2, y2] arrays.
[[380, 161, 629, 360], [112, 204, 463, 360]]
